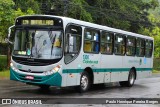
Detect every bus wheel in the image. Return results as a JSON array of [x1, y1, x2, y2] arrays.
[[119, 69, 136, 87], [78, 72, 91, 92], [39, 85, 50, 90]]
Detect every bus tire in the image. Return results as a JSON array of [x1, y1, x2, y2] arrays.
[[78, 71, 91, 93], [119, 69, 136, 87], [39, 85, 50, 90]]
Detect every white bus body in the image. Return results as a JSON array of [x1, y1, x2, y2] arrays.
[[10, 15, 153, 92]]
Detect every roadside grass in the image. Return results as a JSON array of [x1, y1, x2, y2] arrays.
[[0, 69, 9, 79], [152, 69, 160, 73], [153, 58, 160, 73], [0, 55, 9, 79]]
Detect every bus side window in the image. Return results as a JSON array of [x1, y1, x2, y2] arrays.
[[114, 34, 125, 55], [84, 31, 92, 52], [100, 31, 113, 54], [84, 41, 92, 52], [84, 28, 100, 53], [136, 38, 145, 57], [126, 36, 135, 56], [94, 33, 99, 52], [145, 40, 153, 57]]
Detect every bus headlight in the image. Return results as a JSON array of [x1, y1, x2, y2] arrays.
[[44, 65, 61, 76], [10, 63, 19, 72], [10, 62, 13, 67], [53, 65, 60, 72]]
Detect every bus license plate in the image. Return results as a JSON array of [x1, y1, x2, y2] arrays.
[[25, 76, 34, 80]]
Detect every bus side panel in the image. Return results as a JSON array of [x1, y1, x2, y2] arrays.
[[60, 67, 68, 87], [110, 56, 123, 82], [90, 54, 103, 84], [100, 55, 123, 82], [63, 65, 80, 86], [136, 57, 152, 79], [122, 56, 139, 81], [82, 53, 103, 84], [62, 53, 83, 86]]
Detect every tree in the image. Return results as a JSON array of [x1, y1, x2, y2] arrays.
[[85, 0, 159, 32], [40, 0, 93, 22], [139, 14, 160, 57], [13, 0, 41, 14], [0, 0, 15, 42], [38, 0, 159, 33], [67, 0, 93, 22]]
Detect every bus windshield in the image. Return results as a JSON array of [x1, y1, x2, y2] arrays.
[[13, 29, 63, 59]]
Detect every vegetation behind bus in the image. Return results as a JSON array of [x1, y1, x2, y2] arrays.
[[1, 0, 160, 56], [0, 56, 7, 71], [1, 0, 160, 70]]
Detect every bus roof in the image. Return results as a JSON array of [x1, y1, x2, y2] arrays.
[[16, 15, 153, 40]]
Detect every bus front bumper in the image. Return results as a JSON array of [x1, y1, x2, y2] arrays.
[[10, 68, 62, 86]]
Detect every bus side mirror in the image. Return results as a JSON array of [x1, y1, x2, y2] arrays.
[[5, 38, 13, 45], [6, 25, 15, 45]]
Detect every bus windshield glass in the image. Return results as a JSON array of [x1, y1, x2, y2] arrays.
[[13, 29, 63, 59]]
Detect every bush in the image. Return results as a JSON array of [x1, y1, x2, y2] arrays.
[[153, 58, 160, 71], [0, 43, 8, 55], [0, 55, 7, 71]]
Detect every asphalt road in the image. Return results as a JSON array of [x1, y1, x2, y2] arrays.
[[0, 74, 160, 107]]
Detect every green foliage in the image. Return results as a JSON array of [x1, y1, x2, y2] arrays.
[[0, 55, 7, 71], [14, 8, 34, 17], [0, 0, 36, 42], [150, 0, 159, 9], [13, 0, 40, 13], [139, 26, 160, 57], [0, 0, 160, 58], [84, 0, 159, 32], [138, 12, 160, 58], [0, 0, 15, 40], [153, 58, 160, 70], [0, 70, 10, 79], [67, 0, 93, 22]]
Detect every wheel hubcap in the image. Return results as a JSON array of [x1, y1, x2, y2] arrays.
[[81, 75, 88, 90]]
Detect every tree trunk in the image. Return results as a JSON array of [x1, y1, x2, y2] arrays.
[[7, 45, 11, 68]]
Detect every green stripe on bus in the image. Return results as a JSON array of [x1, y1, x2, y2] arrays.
[[62, 68, 152, 73]]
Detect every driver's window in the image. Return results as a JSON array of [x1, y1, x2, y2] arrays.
[[64, 25, 82, 64]]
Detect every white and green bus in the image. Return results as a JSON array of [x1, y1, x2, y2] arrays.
[[9, 15, 153, 92]]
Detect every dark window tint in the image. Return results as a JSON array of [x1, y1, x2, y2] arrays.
[[126, 36, 136, 56], [114, 34, 125, 55], [100, 31, 113, 54], [136, 38, 145, 57], [145, 40, 153, 57], [84, 28, 100, 53]]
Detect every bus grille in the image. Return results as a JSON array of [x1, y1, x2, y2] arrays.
[[13, 59, 50, 66], [19, 69, 44, 74], [12, 56, 61, 66]]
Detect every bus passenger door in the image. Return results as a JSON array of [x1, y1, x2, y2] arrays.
[[64, 24, 82, 86]]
